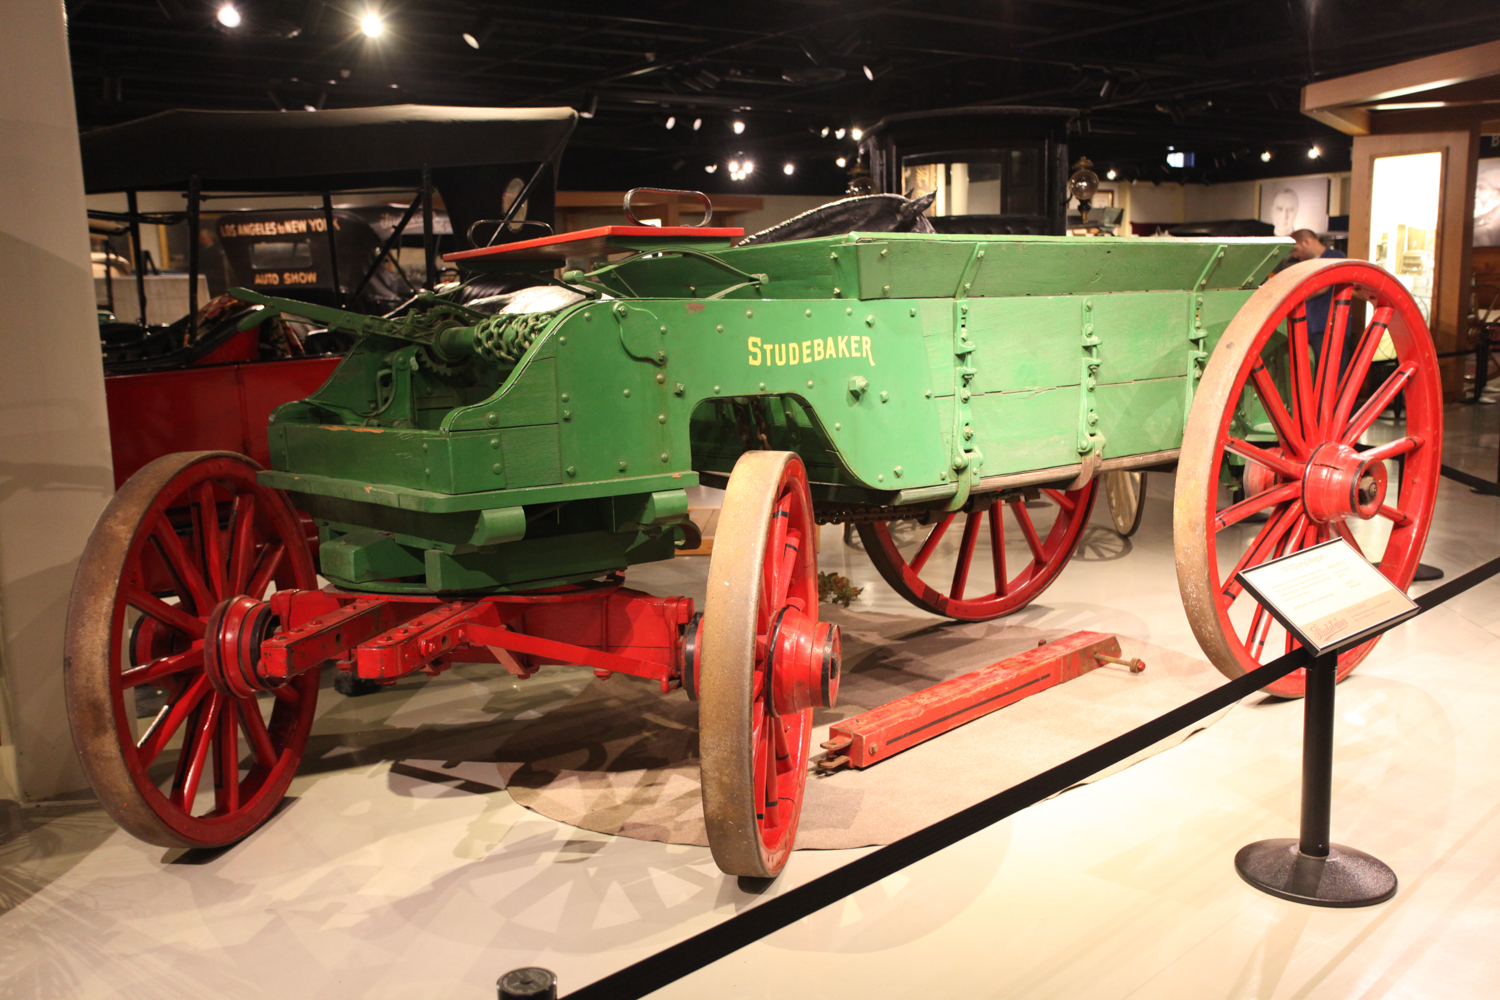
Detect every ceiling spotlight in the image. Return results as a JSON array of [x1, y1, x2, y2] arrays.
[[1308, 145, 1321, 159], [728, 159, 741, 173], [217, 3, 241, 28], [692, 118, 702, 131], [705, 163, 718, 173], [820, 127, 830, 138], [834, 128, 845, 139], [863, 65, 875, 81], [303, 104, 317, 112], [742, 160, 754, 175], [462, 32, 479, 48], [851, 127, 863, 141], [783, 162, 795, 175], [836, 156, 847, 168], [665, 116, 676, 129], [1106, 169, 1117, 180], [1261, 150, 1272, 162], [360, 12, 384, 38], [732, 120, 746, 134]]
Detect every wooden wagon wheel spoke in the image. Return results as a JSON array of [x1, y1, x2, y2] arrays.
[[987, 502, 1008, 596], [910, 512, 956, 573], [136, 673, 212, 768], [193, 481, 229, 600], [236, 699, 280, 769], [227, 493, 260, 595], [1248, 359, 1308, 458], [859, 480, 1096, 621], [1176, 259, 1442, 699], [149, 514, 213, 617], [949, 511, 983, 599], [65, 451, 319, 848], [170, 692, 222, 810], [120, 647, 203, 689], [1313, 285, 1355, 428], [214, 704, 242, 815]]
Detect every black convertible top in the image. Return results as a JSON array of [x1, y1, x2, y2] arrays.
[[80, 105, 577, 194]]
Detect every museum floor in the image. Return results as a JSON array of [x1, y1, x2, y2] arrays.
[[3, 403, 1499, 999]]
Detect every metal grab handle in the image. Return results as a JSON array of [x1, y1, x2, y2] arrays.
[[622, 188, 714, 227]]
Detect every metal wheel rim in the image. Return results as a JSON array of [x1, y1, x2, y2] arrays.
[[1174, 258, 1442, 697], [699, 451, 817, 877], [857, 483, 1097, 621], [65, 451, 319, 847]]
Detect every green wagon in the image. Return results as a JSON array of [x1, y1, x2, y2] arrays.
[[66, 193, 1443, 878]]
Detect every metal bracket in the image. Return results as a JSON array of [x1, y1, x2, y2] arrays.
[[1186, 291, 1209, 424], [1075, 296, 1106, 475], [946, 245, 988, 512]]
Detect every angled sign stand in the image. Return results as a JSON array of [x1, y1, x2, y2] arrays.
[[1232, 536, 1415, 907]]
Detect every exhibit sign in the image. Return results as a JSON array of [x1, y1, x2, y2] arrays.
[[1235, 538, 1419, 654]]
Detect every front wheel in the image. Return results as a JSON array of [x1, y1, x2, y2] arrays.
[[699, 452, 839, 878], [65, 451, 319, 847], [1174, 259, 1442, 697]]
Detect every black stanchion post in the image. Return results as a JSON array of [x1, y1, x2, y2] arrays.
[[1234, 650, 1397, 906], [498, 967, 556, 1000]]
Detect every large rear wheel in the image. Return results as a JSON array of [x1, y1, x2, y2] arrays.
[[857, 483, 1097, 621], [1175, 259, 1442, 697]]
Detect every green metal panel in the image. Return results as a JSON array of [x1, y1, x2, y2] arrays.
[[234, 232, 1287, 596]]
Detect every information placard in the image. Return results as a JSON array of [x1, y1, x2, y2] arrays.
[[1235, 538, 1419, 654]]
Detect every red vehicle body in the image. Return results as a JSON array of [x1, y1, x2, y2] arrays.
[[104, 356, 339, 487]]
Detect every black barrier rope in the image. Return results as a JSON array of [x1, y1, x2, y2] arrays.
[[561, 552, 1500, 1000], [1441, 463, 1500, 497]]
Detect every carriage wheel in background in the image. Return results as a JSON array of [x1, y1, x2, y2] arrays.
[[1103, 470, 1148, 538], [1175, 258, 1442, 698], [698, 451, 838, 878], [857, 482, 1097, 621], [65, 451, 320, 848]]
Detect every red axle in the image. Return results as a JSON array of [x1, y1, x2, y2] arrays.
[[245, 583, 692, 692]]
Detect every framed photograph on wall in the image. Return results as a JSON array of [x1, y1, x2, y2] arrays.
[[1258, 176, 1331, 237], [1474, 157, 1500, 246]]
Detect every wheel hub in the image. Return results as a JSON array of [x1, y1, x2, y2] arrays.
[[1303, 442, 1387, 524], [768, 607, 841, 715], [203, 595, 281, 698]]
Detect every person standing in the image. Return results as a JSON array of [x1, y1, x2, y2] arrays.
[[1288, 228, 1346, 356]]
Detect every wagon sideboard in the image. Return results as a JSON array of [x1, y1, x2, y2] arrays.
[[256, 233, 1288, 592]]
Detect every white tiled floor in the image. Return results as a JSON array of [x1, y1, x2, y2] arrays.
[[4, 405, 1500, 998]]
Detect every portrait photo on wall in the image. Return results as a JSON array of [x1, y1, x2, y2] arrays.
[[1474, 158, 1500, 246], [1258, 176, 1331, 237]]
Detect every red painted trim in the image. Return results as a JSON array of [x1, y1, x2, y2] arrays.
[[444, 224, 744, 262]]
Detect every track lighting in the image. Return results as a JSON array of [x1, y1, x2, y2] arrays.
[[665, 116, 676, 130], [851, 127, 863, 141], [217, 3, 241, 28], [732, 120, 746, 134], [1308, 145, 1321, 159], [783, 162, 795, 175], [692, 118, 702, 131], [360, 12, 384, 38], [1261, 150, 1272, 162], [836, 156, 847, 168]]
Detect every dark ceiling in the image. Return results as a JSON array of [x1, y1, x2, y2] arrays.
[[67, 0, 1500, 194]]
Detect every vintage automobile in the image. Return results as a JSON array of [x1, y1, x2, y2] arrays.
[[80, 104, 577, 485], [65, 190, 1440, 879]]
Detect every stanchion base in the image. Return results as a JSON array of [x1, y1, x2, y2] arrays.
[[1235, 839, 1396, 907]]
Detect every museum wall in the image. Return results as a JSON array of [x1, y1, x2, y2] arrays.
[[0, 0, 113, 800]]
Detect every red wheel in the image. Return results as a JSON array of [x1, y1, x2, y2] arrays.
[[1175, 258, 1442, 697], [857, 483, 1098, 620], [65, 452, 319, 848], [700, 451, 838, 878]]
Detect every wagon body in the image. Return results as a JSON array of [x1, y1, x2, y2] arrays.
[[254, 232, 1286, 594]]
